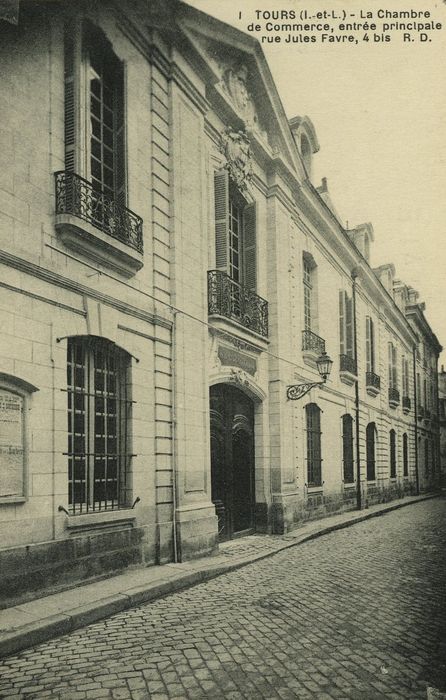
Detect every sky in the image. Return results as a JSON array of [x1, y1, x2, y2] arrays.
[[185, 0, 446, 363]]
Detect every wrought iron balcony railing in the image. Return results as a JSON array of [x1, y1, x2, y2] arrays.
[[366, 371, 381, 391], [340, 354, 357, 375], [207, 270, 268, 338], [402, 396, 411, 411], [55, 171, 143, 254], [388, 386, 400, 405], [302, 329, 325, 355]]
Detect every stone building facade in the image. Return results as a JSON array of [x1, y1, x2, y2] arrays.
[[0, 0, 441, 604], [438, 367, 446, 487]]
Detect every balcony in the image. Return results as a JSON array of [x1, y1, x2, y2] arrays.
[[425, 408, 431, 420], [54, 171, 144, 276], [388, 386, 400, 408], [366, 371, 380, 397], [302, 330, 326, 368], [418, 405, 425, 420], [402, 396, 411, 414], [339, 354, 357, 386], [207, 270, 268, 339]]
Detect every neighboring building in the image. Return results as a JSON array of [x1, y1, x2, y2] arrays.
[[0, 0, 441, 604], [438, 367, 446, 487]]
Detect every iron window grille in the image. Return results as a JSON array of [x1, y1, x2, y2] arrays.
[[340, 354, 357, 375], [402, 396, 411, 411], [306, 403, 322, 487], [403, 433, 409, 477], [342, 414, 354, 483], [65, 336, 133, 514], [302, 329, 325, 355], [55, 171, 143, 254], [366, 371, 381, 391], [389, 429, 397, 478], [207, 270, 268, 338], [388, 387, 400, 405], [366, 422, 376, 481]]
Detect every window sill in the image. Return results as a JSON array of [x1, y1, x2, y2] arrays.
[[0, 495, 26, 505], [64, 508, 137, 533], [366, 386, 380, 398], [339, 370, 357, 387], [388, 400, 399, 410], [55, 213, 144, 278], [343, 482, 356, 489], [307, 485, 323, 493]]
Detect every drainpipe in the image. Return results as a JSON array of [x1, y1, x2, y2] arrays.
[[413, 346, 419, 495], [171, 311, 179, 563], [351, 271, 362, 510]]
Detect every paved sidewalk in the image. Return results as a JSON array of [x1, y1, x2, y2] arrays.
[[0, 493, 438, 659]]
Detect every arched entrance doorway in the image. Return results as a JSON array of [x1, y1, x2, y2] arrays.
[[210, 384, 255, 541]]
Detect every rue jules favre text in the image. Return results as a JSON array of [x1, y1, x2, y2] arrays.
[[241, 8, 443, 45]]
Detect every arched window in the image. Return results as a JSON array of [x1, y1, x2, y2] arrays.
[[342, 414, 354, 483], [366, 422, 376, 481], [389, 429, 396, 478], [67, 336, 132, 513], [402, 433, 409, 477], [306, 403, 322, 487]]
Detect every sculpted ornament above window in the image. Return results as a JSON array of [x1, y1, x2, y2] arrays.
[[219, 128, 253, 190]]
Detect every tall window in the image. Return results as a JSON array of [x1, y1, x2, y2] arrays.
[[303, 258, 312, 331], [214, 172, 256, 290], [339, 292, 353, 358], [388, 342, 397, 388], [306, 403, 322, 487], [423, 378, 427, 409], [366, 422, 376, 481], [389, 429, 396, 478], [416, 373, 421, 404], [401, 357, 409, 397], [403, 433, 409, 477], [67, 337, 131, 514], [64, 22, 126, 204], [424, 438, 429, 475], [342, 414, 354, 483], [366, 317, 375, 373]]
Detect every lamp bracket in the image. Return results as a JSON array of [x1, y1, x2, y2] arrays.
[[286, 381, 325, 401]]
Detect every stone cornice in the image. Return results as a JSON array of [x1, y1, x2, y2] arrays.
[[0, 250, 173, 331]]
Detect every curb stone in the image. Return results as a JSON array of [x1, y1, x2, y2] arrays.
[[0, 493, 440, 659]]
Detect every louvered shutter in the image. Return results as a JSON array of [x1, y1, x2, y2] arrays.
[[339, 292, 345, 356], [115, 62, 127, 207], [346, 294, 353, 358], [64, 24, 77, 173], [388, 343, 393, 386], [214, 170, 229, 272], [243, 202, 256, 291], [366, 317, 371, 373], [392, 345, 397, 387]]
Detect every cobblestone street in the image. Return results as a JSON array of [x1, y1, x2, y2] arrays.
[[0, 498, 445, 699]]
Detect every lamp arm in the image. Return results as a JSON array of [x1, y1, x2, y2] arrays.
[[286, 380, 325, 401]]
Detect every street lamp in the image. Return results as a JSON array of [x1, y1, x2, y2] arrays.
[[287, 352, 333, 400]]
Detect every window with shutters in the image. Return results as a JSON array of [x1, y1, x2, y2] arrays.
[[402, 432, 409, 477], [366, 317, 375, 373], [305, 403, 322, 487], [209, 170, 268, 337], [401, 356, 409, 397], [424, 438, 429, 475], [55, 20, 143, 272], [389, 429, 397, 478], [339, 291, 356, 377], [303, 258, 313, 331], [366, 422, 376, 481], [341, 414, 354, 484], [388, 342, 397, 388], [66, 337, 133, 514]]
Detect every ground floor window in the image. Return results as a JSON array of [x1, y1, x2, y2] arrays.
[[403, 433, 409, 477], [389, 429, 396, 478], [306, 403, 322, 487], [67, 336, 132, 513], [366, 422, 376, 481], [342, 414, 354, 483]]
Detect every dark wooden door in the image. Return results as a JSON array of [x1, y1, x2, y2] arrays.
[[210, 384, 255, 541]]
